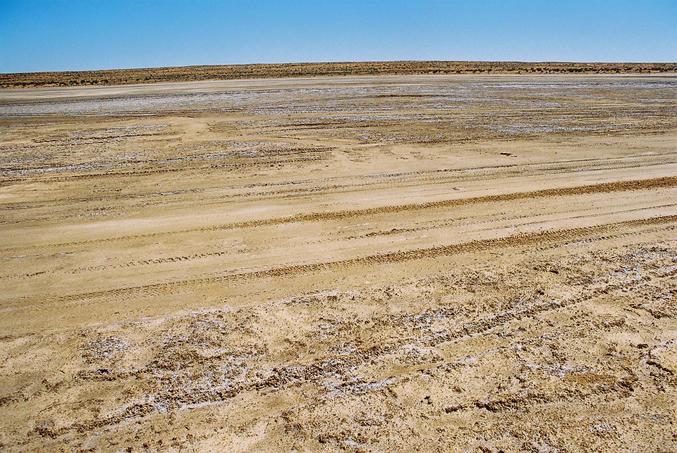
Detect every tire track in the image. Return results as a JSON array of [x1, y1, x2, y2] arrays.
[[12, 214, 673, 307], [6, 204, 673, 281], [338, 203, 677, 242], [2, 151, 673, 198], [2, 176, 675, 253]]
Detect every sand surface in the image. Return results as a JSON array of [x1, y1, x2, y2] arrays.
[[0, 74, 676, 451]]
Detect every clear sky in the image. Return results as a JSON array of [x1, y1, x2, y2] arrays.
[[1, 0, 676, 73]]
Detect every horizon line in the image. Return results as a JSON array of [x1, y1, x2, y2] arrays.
[[3, 59, 677, 76]]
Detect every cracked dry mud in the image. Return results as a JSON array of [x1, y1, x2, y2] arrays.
[[0, 75, 676, 452]]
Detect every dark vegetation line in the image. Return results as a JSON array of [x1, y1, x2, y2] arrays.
[[2, 61, 676, 88]]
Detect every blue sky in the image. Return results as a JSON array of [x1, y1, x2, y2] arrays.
[[1, 0, 676, 73]]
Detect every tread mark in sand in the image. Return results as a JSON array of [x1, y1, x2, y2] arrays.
[[24, 214, 677, 305], [2, 176, 675, 253]]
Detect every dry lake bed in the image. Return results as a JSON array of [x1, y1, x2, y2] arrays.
[[0, 74, 676, 451]]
